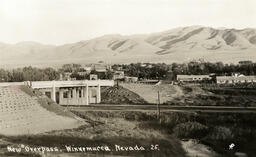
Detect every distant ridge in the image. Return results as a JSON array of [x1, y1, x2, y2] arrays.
[[1, 26, 256, 67]]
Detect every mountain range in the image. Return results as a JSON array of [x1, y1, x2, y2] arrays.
[[1, 26, 256, 68]]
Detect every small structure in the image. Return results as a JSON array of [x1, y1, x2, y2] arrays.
[[216, 75, 256, 84], [177, 75, 211, 82], [77, 71, 88, 77], [90, 74, 98, 80], [124, 76, 138, 83], [60, 72, 72, 81], [113, 71, 125, 80], [238, 60, 252, 65], [82, 66, 92, 73], [92, 64, 111, 73], [138, 79, 159, 84]]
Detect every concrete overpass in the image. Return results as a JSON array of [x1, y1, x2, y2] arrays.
[[1, 80, 114, 105], [29, 80, 114, 105]]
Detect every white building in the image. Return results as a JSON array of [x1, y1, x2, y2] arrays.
[[216, 75, 256, 84], [177, 75, 211, 82]]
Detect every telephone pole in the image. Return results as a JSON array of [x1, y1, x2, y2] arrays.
[[157, 90, 161, 123]]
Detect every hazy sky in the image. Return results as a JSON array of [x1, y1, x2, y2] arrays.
[[0, 0, 256, 45]]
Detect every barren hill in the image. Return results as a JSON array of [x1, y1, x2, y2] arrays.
[[1, 26, 256, 67]]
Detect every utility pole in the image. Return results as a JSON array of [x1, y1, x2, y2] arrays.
[[157, 90, 161, 123]]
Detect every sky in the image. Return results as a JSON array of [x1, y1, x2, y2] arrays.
[[0, 0, 256, 45]]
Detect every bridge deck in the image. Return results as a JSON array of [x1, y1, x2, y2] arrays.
[[31, 80, 114, 89]]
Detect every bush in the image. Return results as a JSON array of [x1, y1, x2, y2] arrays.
[[159, 112, 197, 129], [173, 122, 209, 138], [207, 126, 233, 141], [123, 112, 153, 121]]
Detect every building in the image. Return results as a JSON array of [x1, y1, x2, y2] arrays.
[[216, 75, 256, 84], [113, 71, 125, 80], [81, 66, 92, 74], [91, 64, 112, 73], [90, 74, 98, 80], [177, 75, 211, 82], [124, 76, 138, 83], [77, 71, 88, 76], [238, 60, 252, 65], [138, 79, 159, 84], [60, 72, 72, 81]]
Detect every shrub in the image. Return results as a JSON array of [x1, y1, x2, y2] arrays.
[[207, 126, 233, 141], [173, 122, 209, 138]]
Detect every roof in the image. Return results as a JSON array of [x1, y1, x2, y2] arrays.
[[93, 64, 108, 72], [217, 76, 256, 81], [177, 75, 210, 78]]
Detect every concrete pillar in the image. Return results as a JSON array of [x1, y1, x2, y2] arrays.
[[77, 88, 80, 104], [97, 84, 101, 103], [59, 88, 64, 104], [72, 88, 77, 104], [67, 88, 71, 105], [72, 88, 77, 99], [68, 89, 71, 98], [86, 84, 89, 105], [76, 88, 80, 98], [80, 87, 84, 105], [81, 87, 84, 98], [51, 81, 56, 102], [82, 86, 88, 105]]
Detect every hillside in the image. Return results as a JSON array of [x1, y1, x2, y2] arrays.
[[1, 26, 256, 67]]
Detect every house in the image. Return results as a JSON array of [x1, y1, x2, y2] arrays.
[[113, 71, 125, 80], [90, 64, 112, 73], [90, 74, 98, 80], [138, 79, 159, 84], [82, 66, 92, 74], [60, 72, 72, 81], [238, 60, 252, 65], [216, 75, 256, 84], [77, 72, 88, 76], [177, 75, 211, 82], [124, 76, 138, 83]]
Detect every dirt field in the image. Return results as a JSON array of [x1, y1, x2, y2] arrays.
[[120, 83, 184, 104]]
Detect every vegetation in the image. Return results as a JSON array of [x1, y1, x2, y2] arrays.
[[112, 60, 256, 80], [1, 60, 256, 82], [0, 66, 59, 82], [173, 122, 209, 138], [70, 111, 256, 156]]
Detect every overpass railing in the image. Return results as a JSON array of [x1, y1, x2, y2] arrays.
[[30, 80, 114, 89]]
